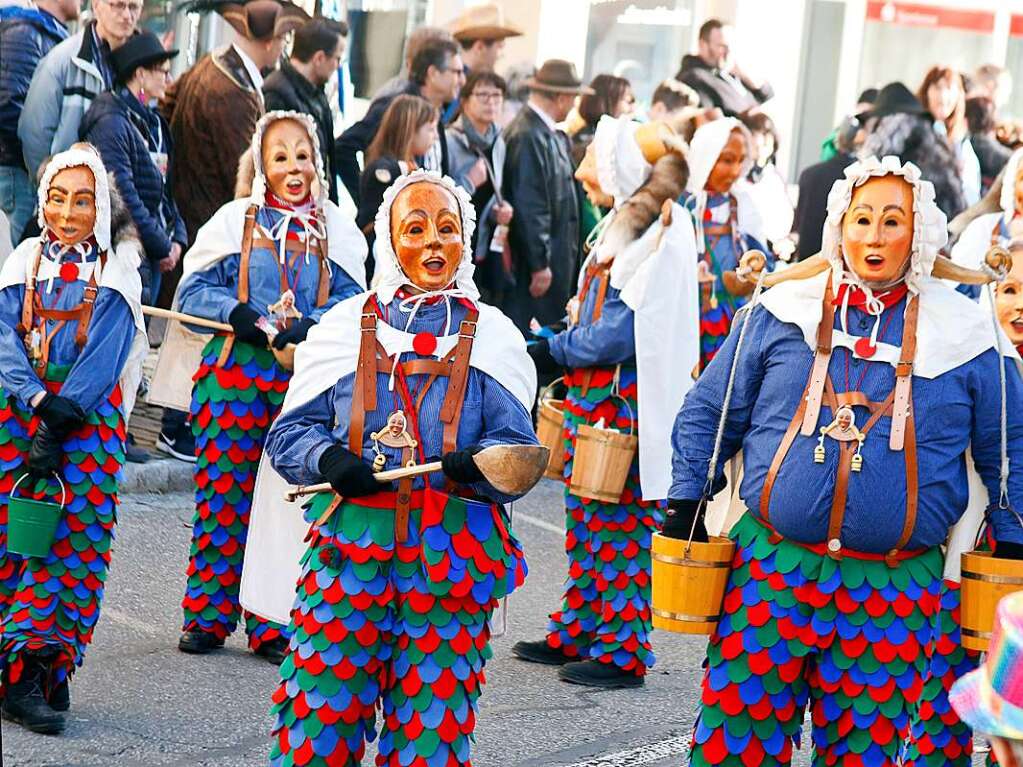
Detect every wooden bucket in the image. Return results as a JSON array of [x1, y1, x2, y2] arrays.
[[536, 379, 565, 480], [651, 532, 735, 635], [569, 421, 638, 502], [961, 550, 1023, 652]]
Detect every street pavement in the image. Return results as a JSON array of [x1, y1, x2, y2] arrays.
[[3, 474, 968, 767]]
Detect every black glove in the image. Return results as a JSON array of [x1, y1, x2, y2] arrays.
[[272, 317, 316, 350], [528, 339, 558, 375], [228, 303, 269, 346], [318, 443, 380, 498], [34, 393, 85, 438], [27, 422, 64, 477], [441, 445, 484, 484], [661, 498, 708, 542], [996, 541, 1023, 560]]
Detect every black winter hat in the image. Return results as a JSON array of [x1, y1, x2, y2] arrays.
[[857, 81, 930, 122], [111, 31, 178, 84]]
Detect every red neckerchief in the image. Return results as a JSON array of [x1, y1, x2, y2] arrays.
[[1017, 344, 1023, 358], [394, 286, 476, 312], [264, 191, 315, 241], [833, 282, 908, 311]]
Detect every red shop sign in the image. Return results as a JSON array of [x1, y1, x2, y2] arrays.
[[866, 1, 994, 34], [1011, 15, 1023, 37]]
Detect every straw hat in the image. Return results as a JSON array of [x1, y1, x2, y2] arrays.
[[950, 591, 1023, 740], [449, 3, 522, 42], [182, 0, 309, 41], [524, 60, 594, 95]]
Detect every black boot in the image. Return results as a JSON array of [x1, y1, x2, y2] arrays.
[[47, 675, 70, 712], [2, 653, 66, 734], [178, 630, 225, 655], [253, 636, 289, 666], [558, 660, 644, 689], [511, 639, 576, 666]]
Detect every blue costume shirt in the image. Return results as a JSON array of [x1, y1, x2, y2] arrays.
[[265, 297, 539, 505], [178, 206, 363, 329], [548, 269, 635, 369], [0, 241, 135, 413], [669, 296, 1023, 552]]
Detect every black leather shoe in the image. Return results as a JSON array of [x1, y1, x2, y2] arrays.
[[2, 656, 66, 734], [511, 639, 576, 666], [253, 636, 289, 666], [177, 630, 225, 655], [558, 660, 644, 689], [47, 676, 69, 712]]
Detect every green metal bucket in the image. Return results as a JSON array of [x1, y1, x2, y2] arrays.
[[7, 474, 66, 558]]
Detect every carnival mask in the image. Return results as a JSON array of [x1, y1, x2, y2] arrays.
[[575, 142, 614, 209], [261, 118, 317, 205], [841, 175, 915, 287], [43, 166, 97, 247], [389, 181, 463, 292], [705, 129, 745, 194], [996, 253, 1023, 346]]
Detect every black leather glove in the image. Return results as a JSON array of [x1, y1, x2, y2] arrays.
[[272, 317, 316, 350], [27, 422, 64, 477], [996, 541, 1023, 560], [34, 393, 85, 438], [441, 445, 484, 484], [318, 443, 380, 498], [661, 498, 708, 542], [229, 303, 269, 346], [528, 339, 558, 375]]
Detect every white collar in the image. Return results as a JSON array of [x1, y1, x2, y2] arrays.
[[528, 101, 558, 133], [232, 43, 264, 92]]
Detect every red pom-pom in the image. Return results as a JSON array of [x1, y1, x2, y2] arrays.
[[59, 262, 79, 283], [413, 331, 437, 356], [854, 336, 877, 358]]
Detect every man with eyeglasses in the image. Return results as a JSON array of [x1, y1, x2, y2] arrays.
[[19, 0, 137, 188], [0, 0, 79, 243], [336, 36, 464, 206]]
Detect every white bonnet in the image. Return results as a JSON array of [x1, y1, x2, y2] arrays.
[[37, 146, 112, 251], [686, 117, 754, 193], [371, 169, 479, 303], [248, 110, 329, 204], [592, 115, 651, 207], [822, 155, 947, 294], [1000, 148, 1023, 215]]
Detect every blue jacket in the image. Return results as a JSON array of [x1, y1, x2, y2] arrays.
[[80, 90, 187, 261], [0, 7, 68, 167]]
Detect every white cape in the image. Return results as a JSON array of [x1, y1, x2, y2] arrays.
[[181, 197, 368, 289], [0, 238, 148, 416], [240, 293, 536, 624], [613, 205, 700, 500]]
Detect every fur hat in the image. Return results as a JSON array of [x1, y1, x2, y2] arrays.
[[182, 0, 308, 41]]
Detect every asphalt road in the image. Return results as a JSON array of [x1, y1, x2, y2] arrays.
[[1, 476, 980, 767]]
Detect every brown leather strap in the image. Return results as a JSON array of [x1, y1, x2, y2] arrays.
[[395, 447, 412, 544], [250, 237, 323, 257], [890, 295, 919, 451], [349, 296, 379, 455], [19, 243, 41, 334], [375, 358, 451, 378], [439, 312, 478, 424], [834, 391, 870, 409], [591, 270, 610, 322], [237, 205, 258, 305], [827, 442, 854, 555], [74, 284, 98, 347], [316, 212, 330, 307], [800, 280, 837, 436], [760, 381, 811, 523], [893, 411, 919, 557]]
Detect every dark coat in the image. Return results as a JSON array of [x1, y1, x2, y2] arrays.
[[675, 54, 773, 118], [356, 155, 404, 281], [500, 104, 580, 332], [793, 152, 854, 261], [80, 90, 187, 262], [0, 7, 67, 167], [335, 80, 449, 205], [970, 132, 1012, 196], [263, 59, 338, 204]]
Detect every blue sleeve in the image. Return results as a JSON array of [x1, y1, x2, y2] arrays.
[[265, 389, 337, 485], [669, 305, 767, 501], [468, 376, 540, 504], [177, 256, 241, 326], [59, 289, 134, 413], [970, 353, 1023, 545], [85, 111, 173, 262], [307, 264, 363, 322], [547, 290, 635, 368], [0, 284, 45, 406]]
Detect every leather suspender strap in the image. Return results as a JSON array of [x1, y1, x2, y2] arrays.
[[19, 243, 41, 335], [760, 380, 811, 526], [74, 284, 98, 347], [892, 411, 919, 560], [890, 295, 919, 451], [395, 448, 413, 544], [348, 296, 379, 456], [591, 270, 610, 322], [801, 280, 837, 436], [249, 237, 322, 256], [218, 205, 260, 367], [439, 312, 478, 425], [316, 212, 330, 308]]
